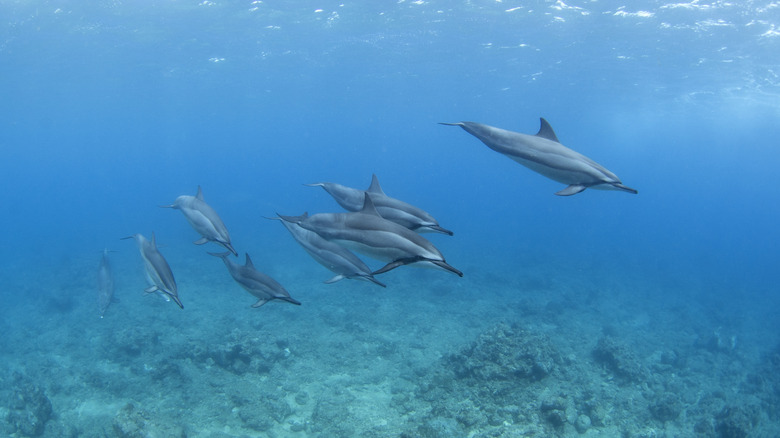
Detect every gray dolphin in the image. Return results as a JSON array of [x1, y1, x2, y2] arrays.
[[440, 119, 637, 196], [97, 249, 115, 318], [121, 233, 182, 309], [287, 193, 462, 277], [210, 252, 302, 308], [306, 174, 453, 235], [269, 214, 386, 287], [161, 186, 238, 256]]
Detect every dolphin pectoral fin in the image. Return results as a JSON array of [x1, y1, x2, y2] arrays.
[[208, 251, 231, 258], [612, 183, 638, 194], [144, 286, 159, 294], [555, 184, 587, 196], [194, 237, 209, 245], [251, 298, 270, 308], [372, 257, 423, 276], [372, 261, 407, 276], [431, 260, 464, 277], [324, 274, 346, 284], [158, 204, 177, 209], [438, 122, 464, 126]]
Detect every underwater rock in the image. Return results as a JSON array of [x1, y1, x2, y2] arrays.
[[593, 336, 648, 383], [540, 396, 567, 428], [234, 390, 292, 432], [716, 405, 757, 438], [5, 372, 53, 437], [112, 403, 186, 438], [575, 413, 592, 433], [447, 322, 561, 382], [112, 403, 184, 438], [649, 392, 682, 422], [190, 330, 290, 375]]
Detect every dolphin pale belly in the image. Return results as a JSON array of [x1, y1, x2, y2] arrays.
[[441, 119, 637, 196], [210, 252, 301, 308], [287, 194, 462, 277], [122, 233, 182, 309], [306, 174, 453, 235], [270, 214, 386, 287], [162, 186, 238, 256]]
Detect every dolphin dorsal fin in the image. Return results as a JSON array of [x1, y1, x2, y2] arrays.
[[536, 118, 560, 143], [360, 193, 382, 216], [151, 232, 157, 246], [367, 174, 386, 195], [196, 186, 204, 201], [244, 253, 255, 268]]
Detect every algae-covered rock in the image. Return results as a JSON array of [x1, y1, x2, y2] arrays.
[[112, 403, 184, 438], [447, 322, 561, 382], [5, 372, 53, 437], [716, 405, 757, 438], [593, 336, 648, 383], [649, 392, 682, 422]]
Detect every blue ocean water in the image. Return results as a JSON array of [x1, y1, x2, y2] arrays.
[[2, 1, 779, 436]]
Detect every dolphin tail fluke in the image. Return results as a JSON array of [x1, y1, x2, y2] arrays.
[[431, 260, 464, 277]]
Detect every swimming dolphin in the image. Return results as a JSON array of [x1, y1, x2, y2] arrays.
[[97, 249, 115, 318], [268, 214, 386, 287], [286, 194, 462, 277], [440, 119, 637, 196], [161, 186, 238, 256], [121, 233, 183, 309], [306, 174, 453, 235], [210, 252, 302, 308]]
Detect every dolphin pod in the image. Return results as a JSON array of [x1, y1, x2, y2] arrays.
[[210, 252, 301, 308], [306, 174, 453, 235], [441, 118, 637, 196], [121, 233, 183, 309], [269, 214, 386, 287], [285, 194, 463, 278], [161, 186, 238, 256], [102, 117, 636, 315]]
